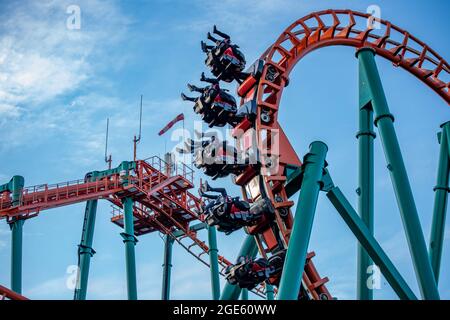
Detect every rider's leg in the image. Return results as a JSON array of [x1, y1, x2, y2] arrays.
[[207, 186, 227, 197], [180, 93, 197, 102], [201, 41, 214, 53], [187, 84, 205, 93], [207, 32, 219, 44], [213, 25, 230, 40], [200, 72, 219, 84]]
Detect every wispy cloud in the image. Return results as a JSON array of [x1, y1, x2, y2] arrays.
[[0, 0, 131, 146]]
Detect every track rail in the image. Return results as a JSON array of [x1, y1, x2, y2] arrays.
[[234, 9, 449, 300]]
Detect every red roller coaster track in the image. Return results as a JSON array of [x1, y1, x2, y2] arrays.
[[231, 9, 448, 299], [0, 9, 448, 300]]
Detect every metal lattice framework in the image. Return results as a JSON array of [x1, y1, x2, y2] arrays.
[[0, 9, 448, 301], [226, 9, 448, 300]]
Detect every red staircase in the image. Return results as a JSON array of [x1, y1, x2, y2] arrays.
[[110, 156, 201, 235]]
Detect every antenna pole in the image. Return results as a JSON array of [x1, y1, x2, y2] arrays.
[[133, 95, 143, 161], [105, 118, 112, 169]]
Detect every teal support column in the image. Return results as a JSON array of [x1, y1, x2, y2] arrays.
[[265, 284, 274, 300], [241, 289, 248, 300], [358, 48, 439, 300], [207, 225, 221, 300], [444, 124, 450, 157], [278, 142, 328, 300], [121, 197, 138, 300], [429, 122, 450, 283], [220, 235, 258, 300], [9, 175, 25, 294], [161, 235, 174, 300], [10, 219, 24, 294], [74, 200, 98, 300], [356, 51, 376, 300], [326, 185, 417, 300]]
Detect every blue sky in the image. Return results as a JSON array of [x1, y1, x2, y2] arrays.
[[0, 0, 449, 300]]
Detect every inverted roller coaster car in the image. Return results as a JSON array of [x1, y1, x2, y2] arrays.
[[200, 181, 274, 234], [225, 256, 273, 290], [177, 133, 254, 179], [201, 25, 246, 83], [194, 139, 251, 179], [181, 73, 243, 127], [225, 250, 286, 290]]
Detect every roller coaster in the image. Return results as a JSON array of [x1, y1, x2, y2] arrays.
[[1, 9, 448, 301]]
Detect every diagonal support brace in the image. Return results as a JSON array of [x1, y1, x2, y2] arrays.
[[325, 177, 417, 300]]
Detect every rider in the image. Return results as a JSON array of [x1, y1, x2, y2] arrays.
[[201, 25, 232, 55], [225, 250, 287, 290], [180, 72, 221, 103], [199, 181, 274, 234], [181, 73, 240, 128], [201, 25, 247, 83]]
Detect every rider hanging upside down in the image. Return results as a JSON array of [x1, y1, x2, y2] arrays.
[[225, 250, 287, 290], [177, 132, 252, 179], [199, 181, 274, 235], [201, 25, 247, 83], [181, 72, 242, 127]]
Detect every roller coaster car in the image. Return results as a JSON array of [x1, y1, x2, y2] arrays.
[[199, 181, 274, 235], [225, 250, 286, 290], [181, 74, 243, 128], [225, 256, 272, 290], [201, 26, 246, 83], [195, 137, 250, 179]]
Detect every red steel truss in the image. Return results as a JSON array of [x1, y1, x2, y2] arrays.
[[232, 9, 449, 300]]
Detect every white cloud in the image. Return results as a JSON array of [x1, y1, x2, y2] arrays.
[[0, 103, 21, 119], [25, 275, 69, 299], [0, 0, 130, 119]]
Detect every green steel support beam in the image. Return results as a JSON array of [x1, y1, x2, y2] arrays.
[[172, 222, 207, 238], [285, 164, 302, 198], [278, 141, 328, 300], [241, 289, 249, 300], [161, 234, 174, 300], [9, 175, 25, 294], [72, 164, 137, 300], [121, 196, 138, 300], [10, 219, 24, 294], [358, 48, 439, 300], [428, 121, 450, 283], [85, 161, 136, 181], [265, 284, 274, 300], [74, 200, 98, 300], [220, 235, 258, 300], [445, 124, 450, 158], [356, 51, 376, 300], [207, 225, 221, 300], [326, 185, 417, 300]]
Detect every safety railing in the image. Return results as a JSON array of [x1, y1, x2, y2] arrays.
[[143, 155, 194, 184], [0, 176, 123, 216]]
